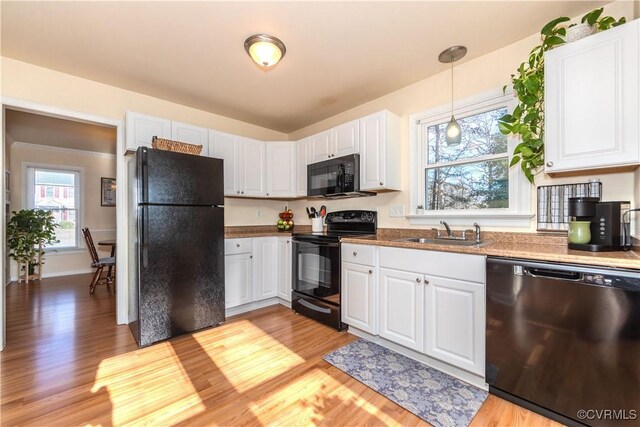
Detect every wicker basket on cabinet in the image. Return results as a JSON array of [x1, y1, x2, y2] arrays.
[[151, 136, 202, 155]]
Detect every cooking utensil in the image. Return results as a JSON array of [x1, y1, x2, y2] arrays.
[[319, 205, 327, 218], [306, 207, 312, 218], [310, 207, 318, 218]]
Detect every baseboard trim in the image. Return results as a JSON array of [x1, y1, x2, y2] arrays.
[[10, 268, 94, 282], [225, 298, 280, 317], [347, 327, 488, 390]]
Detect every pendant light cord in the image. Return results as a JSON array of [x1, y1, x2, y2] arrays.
[[450, 57, 454, 116]]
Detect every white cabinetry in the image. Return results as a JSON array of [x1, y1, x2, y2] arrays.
[[125, 112, 170, 152], [277, 237, 292, 302], [254, 237, 278, 300], [545, 20, 640, 173], [266, 142, 296, 197], [224, 238, 253, 309], [332, 119, 360, 157], [240, 138, 266, 197], [424, 275, 485, 376], [379, 267, 424, 352], [342, 262, 377, 334], [309, 130, 333, 163], [296, 138, 310, 197], [209, 130, 239, 196], [360, 110, 400, 190], [171, 121, 209, 156]]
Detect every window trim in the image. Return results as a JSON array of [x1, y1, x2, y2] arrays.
[[408, 87, 533, 227], [22, 162, 85, 251]]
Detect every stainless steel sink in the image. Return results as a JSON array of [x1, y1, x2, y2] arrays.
[[396, 237, 489, 247]]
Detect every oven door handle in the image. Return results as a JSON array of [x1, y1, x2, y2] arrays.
[[292, 237, 340, 247], [298, 298, 332, 314]]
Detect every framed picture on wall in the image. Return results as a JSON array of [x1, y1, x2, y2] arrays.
[[101, 177, 116, 207]]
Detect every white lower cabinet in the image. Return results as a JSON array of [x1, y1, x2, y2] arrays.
[[225, 252, 253, 309], [424, 275, 485, 376], [254, 237, 278, 300], [379, 267, 424, 352], [341, 262, 377, 334], [277, 237, 292, 302]]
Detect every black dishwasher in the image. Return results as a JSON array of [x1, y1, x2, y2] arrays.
[[486, 257, 640, 427]]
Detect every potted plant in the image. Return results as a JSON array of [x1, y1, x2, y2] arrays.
[[498, 8, 626, 183], [7, 209, 59, 283]]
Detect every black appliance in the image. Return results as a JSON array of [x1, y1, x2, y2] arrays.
[[568, 197, 631, 251], [128, 147, 225, 347], [307, 154, 375, 199], [486, 257, 640, 427], [291, 210, 377, 330]]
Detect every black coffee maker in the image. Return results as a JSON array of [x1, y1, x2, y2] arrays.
[[568, 197, 631, 251]]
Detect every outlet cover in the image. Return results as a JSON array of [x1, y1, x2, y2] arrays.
[[389, 205, 404, 218]]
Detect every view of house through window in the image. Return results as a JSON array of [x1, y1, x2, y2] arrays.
[[424, 106, 509, 210], [29, 167, 80, 248]]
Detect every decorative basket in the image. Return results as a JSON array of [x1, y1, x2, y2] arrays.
[[151, 136, 203, 155]]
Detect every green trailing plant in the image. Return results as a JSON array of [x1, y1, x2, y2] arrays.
[[7, 209, 59, 276], [498, 8, 626, 184]]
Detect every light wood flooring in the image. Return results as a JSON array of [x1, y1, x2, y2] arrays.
[[1, 274, 560, 426]]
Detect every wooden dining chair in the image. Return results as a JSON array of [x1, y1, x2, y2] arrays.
[[82, 227, 116, 294]]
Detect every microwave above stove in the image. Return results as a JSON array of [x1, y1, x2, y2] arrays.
[[307, 154, 375, 199]]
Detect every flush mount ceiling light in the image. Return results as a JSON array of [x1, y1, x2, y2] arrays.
[[244, 34, 286, 70], [438, 46, 467, 146]]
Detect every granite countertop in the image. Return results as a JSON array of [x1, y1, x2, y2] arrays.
[[224, 225, 310, 239], [342, 229, 640, 270]]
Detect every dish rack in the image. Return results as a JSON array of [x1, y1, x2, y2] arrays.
[[537, 181, 602, 232]]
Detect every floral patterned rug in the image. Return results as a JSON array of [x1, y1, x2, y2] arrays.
[[323, 339, 488, 427]]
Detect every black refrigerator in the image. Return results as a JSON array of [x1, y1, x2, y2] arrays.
[[128, 147, 225, 347]]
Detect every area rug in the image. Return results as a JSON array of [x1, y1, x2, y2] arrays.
[[323, 339, 487, 427]]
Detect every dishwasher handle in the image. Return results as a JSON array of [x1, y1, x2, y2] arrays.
[[523, 267, 583, 281]]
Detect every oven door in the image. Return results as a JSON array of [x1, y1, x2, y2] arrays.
[[292, 237, 341, 305]]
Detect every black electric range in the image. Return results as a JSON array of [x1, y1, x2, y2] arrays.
[[291, 210, 377, 330]]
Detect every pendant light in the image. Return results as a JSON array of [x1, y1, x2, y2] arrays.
[[438, 46, 467, 146], [244, 34, 287, 70]]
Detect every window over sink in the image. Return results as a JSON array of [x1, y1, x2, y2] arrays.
[[409, 88, 532, 227]]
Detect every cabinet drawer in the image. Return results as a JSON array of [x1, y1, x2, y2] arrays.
[[342, 243, 375, 266], [379, 247, 485, 283], [225, 238, 253, 255]]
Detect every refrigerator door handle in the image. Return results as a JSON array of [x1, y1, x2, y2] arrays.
[[142, 206, 149, 267]]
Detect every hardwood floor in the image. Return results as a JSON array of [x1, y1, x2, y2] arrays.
[[1, 274, 560, 426]]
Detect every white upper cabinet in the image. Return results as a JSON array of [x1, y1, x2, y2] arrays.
[[266, 142, 296, 198], [125, 112, 170, 152], [359, 110, 401, 191], [209, 130, 239, 196], [171, 121, 209, 156], [296, 138, 310, 197], [309, 130, 333, 163], [545, 20, 640, 173], [240, 138, 266, 197], [332, 119, 360, 157]]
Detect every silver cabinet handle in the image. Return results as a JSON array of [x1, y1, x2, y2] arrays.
[[266, 193, 269, 196], [328, 155, 331, 158], [249, 255, 253, 259], [368, 269, 373, 274], [241, 191, 244, 194], [353, 251, 357, 256], [236, 243, 240, 248], [424, 279, 429, 285], [546, 161, 554, 167], [237, 190, 240, 194], [286, 240, 290, 244], [416, 277, 422, 283], [380, 182, 383, 186]]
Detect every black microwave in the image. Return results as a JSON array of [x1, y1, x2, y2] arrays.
[[307, 154, 374, 199]]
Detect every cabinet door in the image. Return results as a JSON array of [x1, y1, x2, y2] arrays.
[[209, 130, 239, 196], [277, 237, 292, 301], [342, 262, 376, 334], [240, 138, 266, 197], [296, 138, 309, 197], [379, 267, 424, 352], [125, 112, 170, 152], [332, 119, 360, 157], [545, 20, 640, 172], [225, 253, 252, 308], [359, 111, 385, 190], [424, 275, 485, 376], [255, 237, 278, 300], [309, 130, 332, 163], [171, 121, 209, 156], [266, 142, 295, 197]]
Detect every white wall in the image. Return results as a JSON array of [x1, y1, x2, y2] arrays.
[[8, 143, 116, 279]]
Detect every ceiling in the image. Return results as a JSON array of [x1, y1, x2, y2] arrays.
[[5, 109, 117, 154], [1, 1, 609, 134]]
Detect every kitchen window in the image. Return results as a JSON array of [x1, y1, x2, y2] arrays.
[[409, 88, 532, 227], [26, 166, 82, 250]]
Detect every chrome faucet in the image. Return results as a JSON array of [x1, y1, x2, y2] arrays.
[[473, 223, 481, 244], [440, 220, 452, 237]]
